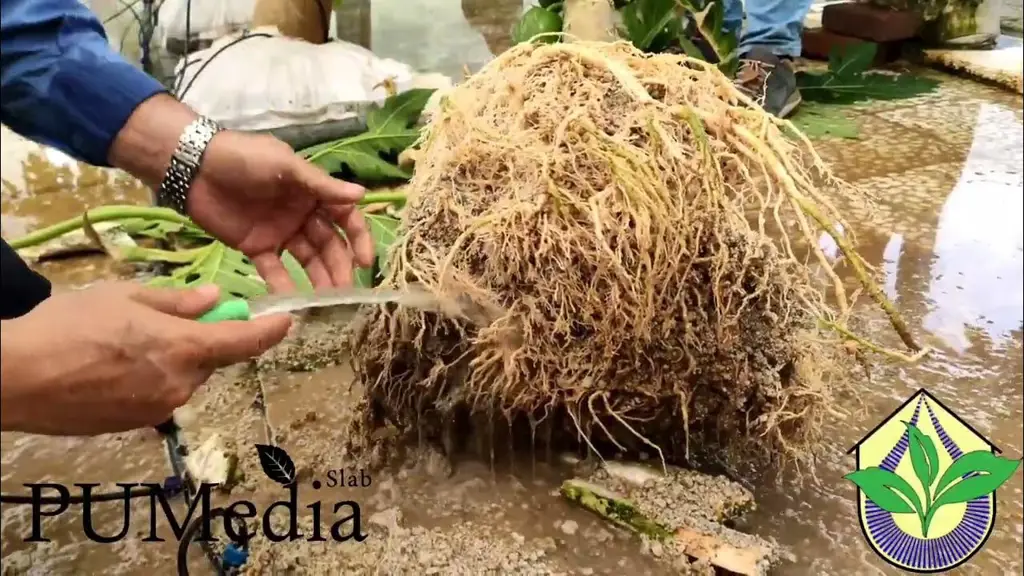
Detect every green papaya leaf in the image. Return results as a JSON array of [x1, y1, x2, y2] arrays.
[[845, 467, 922, 515], [789, 103, 860, 139], [122, 245, 205, 265], [120, 218, 207, 241], [299, 88, 435, 183], [621, 0, 682, 52], [674, 0, 739, 74], [932, 451, 1021, 509], [366, 212, 400, 272], [351, 212, 401, 288], [366, 88, 435, 133], [164, 243, 268, 300], [828, 43, 876, 78], [797, 44, 940, 105], [281, 252, 315, 293], [904, 422, 940, 494]]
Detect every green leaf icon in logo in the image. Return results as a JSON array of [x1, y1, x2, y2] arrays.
[[845, 467, 923, 516], [905, 421, 939, 504], [923, 450, 1021, 535], [847, 422, 1022, 538]]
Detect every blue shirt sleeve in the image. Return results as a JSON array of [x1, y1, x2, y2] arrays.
[[0, 0, 167, 167]]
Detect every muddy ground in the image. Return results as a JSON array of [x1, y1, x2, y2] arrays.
[[1, 308, 774, 576]]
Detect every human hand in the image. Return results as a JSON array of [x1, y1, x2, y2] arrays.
[[108, 95, 375, 293], [0, 283, 291, 436], [188, 131, 376, 292]]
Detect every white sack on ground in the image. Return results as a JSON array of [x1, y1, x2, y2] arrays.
[[158, 0, 257, 46], [173, 27, 453, 132]]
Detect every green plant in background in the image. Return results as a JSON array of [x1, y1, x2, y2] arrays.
[[10, 90, 433, 299], [674, 0, 740, 76], [512, 5, 564, 45], [614, 0, 738, 75], [789, 43, 941, 139], [845, 422, 1020, 538], [797, 43, 941, 104], [620, 0, 685, 53]]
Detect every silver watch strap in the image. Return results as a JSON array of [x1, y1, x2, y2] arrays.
[[157, 116, 223, 215]]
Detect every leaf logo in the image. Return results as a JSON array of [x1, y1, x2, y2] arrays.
[[255, 444, 297, 486], [846, 390, 1022, 573]]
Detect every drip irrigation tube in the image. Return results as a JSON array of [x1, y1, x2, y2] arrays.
[[0, 420, 249, 575]]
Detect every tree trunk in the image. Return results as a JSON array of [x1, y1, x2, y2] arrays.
[[562, 0, 618, 42], [252, 0, 333, 44]]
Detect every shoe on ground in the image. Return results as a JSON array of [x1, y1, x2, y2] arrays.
[[734, 47, 803, 119]]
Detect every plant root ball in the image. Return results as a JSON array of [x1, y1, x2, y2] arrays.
[[350, 41, 860, 474]]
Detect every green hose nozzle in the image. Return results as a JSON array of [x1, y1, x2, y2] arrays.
[[197, 299, 252, 323]]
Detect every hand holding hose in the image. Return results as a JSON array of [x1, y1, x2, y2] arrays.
[[0, 283, 291, 436]]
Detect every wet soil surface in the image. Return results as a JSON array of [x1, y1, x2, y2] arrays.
[[2, 9, 1024, 575]]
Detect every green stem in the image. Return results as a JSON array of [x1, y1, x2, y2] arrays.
[[922, 504, 936, 538], [8, 190, 408, 252], [119, 245, 205, 264], [359, 190, 407, 205], [7, 206, 191, 251]]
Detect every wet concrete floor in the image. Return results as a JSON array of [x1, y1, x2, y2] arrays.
[[2, 4, 1023, 575]]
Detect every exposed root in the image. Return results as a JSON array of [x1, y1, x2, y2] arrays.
[[350, 41, 919, 474]]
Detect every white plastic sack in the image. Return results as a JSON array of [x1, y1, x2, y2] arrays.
[[158, 0, 257, 44], [173, 27, 453, 132]]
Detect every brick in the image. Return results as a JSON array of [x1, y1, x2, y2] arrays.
[[801, 28, 903, 64], [822, 2, 923, 43]]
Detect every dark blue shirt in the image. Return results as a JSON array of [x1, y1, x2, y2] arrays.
[[0, 0, 167, 167]]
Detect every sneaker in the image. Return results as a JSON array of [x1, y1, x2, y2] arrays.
[[734, 47, 802, 118]]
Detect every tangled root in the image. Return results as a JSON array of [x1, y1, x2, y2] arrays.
[[350, 41, 919, 473]]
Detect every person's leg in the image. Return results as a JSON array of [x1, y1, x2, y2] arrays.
[[741, 0, 812, 58], [723, 0, 744, 38], [734, 0, 813, 118]]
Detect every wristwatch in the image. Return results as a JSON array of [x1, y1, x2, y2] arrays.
[[156, 116, 223, 215]]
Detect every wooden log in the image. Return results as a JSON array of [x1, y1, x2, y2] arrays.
[[252, 0, 333, 44], [561, 477, 774, 575]]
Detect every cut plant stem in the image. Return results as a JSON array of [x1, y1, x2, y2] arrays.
[[561, 478, 775, 575], [8, 191, 408, 252], [8, 206, 192, 251], [360, 190, 408, 206]]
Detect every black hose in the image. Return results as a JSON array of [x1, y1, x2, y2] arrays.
[[176, 508, 250, 576], [0, 418, 247, 575]]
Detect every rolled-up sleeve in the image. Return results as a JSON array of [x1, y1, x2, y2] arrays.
[[0, 0, 167, 167]]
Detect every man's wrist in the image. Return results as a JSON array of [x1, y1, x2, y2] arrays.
[[107, 93, 200, 190], [156, 117, 224, 215], [1, 319, 41, 432]]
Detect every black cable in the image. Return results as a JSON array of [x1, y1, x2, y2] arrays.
[[0, 419, 246, 575], [175, 32, 275, 100], [0, 420, 184, 504], [173, 0, 331, 100], [171, 0, 193, 95], [176, 508, 250, 576]]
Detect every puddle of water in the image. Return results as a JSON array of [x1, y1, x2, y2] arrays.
[[2, 5, 1024, 574]]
